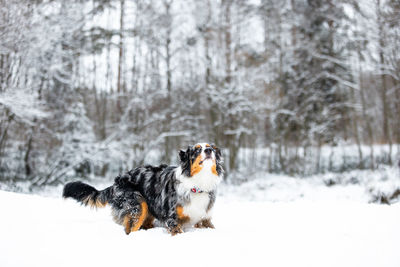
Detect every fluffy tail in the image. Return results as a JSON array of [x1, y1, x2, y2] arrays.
[[62, 181, 112, 208]]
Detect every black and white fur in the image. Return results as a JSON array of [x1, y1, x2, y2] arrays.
[[63, 143, 223, 235]]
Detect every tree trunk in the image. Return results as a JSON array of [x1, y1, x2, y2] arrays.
[[204, 0, 212, 88], [377, 0, 392, 164], [164, 0, 173, 99], [358, 51, 374, 169], [117, 0, 125, 94], [222, 0, 232, 84], [349, 81, 363, 167], [0, 110, 13, 167], [394, 78, 400, 144], [24, 132, 34, 177]]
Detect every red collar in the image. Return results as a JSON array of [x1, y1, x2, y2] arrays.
[[190, 187, 204, 193]]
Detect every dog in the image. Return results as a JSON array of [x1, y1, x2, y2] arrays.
[[62, 143, 223, 235]]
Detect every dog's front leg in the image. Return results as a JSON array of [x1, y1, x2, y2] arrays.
[[166, 217, 183, 236], [167, 221, 183, 236]]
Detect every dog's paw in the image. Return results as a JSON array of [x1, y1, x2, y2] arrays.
[[195, 219, 215, 229], [168, 224, 184, 236], [203, 221, 215, 229]]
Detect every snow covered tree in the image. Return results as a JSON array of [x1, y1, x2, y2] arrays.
[[1, 0, 399, 187], [272, 0, 352, 171]]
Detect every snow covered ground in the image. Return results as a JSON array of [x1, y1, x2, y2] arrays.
[[220, 166, 400, 203], [1, 177, 400, 267]]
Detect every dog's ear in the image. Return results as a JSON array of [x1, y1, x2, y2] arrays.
[[179, 149, 187, 162], [179, 146, 192, 177], [179, 146, 192, 162], [211, 144, 221, 159], [211, 144, 224, 176]]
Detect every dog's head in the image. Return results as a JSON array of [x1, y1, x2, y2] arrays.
[[179, 143, 223, 178]]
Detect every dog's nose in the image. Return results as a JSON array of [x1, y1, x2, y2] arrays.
[[204, 148, 212, 155]]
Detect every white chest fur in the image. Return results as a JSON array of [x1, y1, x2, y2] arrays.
[[175, 163, 221, 226], [182, 193, 211, 226], [175, 161, 222, 193]]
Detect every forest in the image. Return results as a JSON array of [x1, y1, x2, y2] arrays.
[[0, 0, 399, 189]]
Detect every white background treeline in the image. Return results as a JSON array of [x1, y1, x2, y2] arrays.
[[0, 0, 399, 188]]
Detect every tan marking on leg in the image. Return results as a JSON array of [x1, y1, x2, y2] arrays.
[[123, 215, 133, 235], [176, 205, 190, 224], [131, 202, 148, 232], [141, 215, 155, 230], [121, 202, 149, 234]]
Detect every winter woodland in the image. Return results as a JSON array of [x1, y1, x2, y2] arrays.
[[0, 0, 399, 191]]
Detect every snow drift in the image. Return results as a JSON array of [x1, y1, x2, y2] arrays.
[[0, 189, 399, 267]]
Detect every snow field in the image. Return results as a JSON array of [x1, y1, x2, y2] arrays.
[[0, 190, 399, 267]]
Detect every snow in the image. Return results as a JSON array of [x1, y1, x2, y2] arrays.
[[220, 166, 400, 203], [0, 187, 399, 267], [0, 89, 48, 124]]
